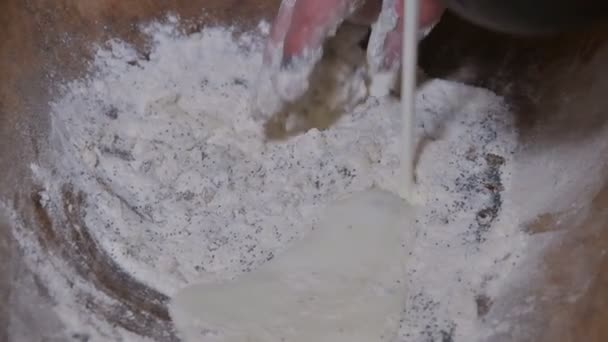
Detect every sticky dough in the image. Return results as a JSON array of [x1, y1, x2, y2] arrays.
[[170, 189, 415, 342]]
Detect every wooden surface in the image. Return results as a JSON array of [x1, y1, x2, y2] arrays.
[[0, 1, 606, 341]]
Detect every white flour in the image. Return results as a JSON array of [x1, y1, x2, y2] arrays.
[[5, 16, 572, 342]]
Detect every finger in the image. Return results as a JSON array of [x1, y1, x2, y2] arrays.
[[381, 0, 445, 70], [264, 0, 297, 65], [349, 0, 382, 26], [420, 0, 446, 28], [282, 0, 357, 64], [380, 0, 404, 70]]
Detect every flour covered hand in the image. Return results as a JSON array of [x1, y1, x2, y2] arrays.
[[254, 0, 444, 131], [264, 0, 445, 71]]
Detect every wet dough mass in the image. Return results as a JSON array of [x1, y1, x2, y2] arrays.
[[170, 189, 414, 342]]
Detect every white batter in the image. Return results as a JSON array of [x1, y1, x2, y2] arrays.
[[171, 189, 413, 342]]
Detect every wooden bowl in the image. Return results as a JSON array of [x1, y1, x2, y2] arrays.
[[0, 1, 606, 341]]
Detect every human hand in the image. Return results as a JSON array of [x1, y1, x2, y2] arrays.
[[265, 0, 445, 71]]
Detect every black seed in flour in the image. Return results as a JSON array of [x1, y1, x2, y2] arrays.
[[440, 324, 456, 342], [232, 77, 247, 87], [100, 146, 134, 162], [71, 332, 90, 342], [475, 294, 493, 318], [402, 292, 459, 342], [104, 106, 119, 119], [469, 153, 505, 243]]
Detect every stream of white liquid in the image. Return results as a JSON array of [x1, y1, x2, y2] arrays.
[[399, 0, 419, 200]]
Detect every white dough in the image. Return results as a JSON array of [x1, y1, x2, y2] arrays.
[[170, 189, 415, 342]]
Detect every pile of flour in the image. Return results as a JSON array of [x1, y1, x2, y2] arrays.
[[9, 16, 548, 341]]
